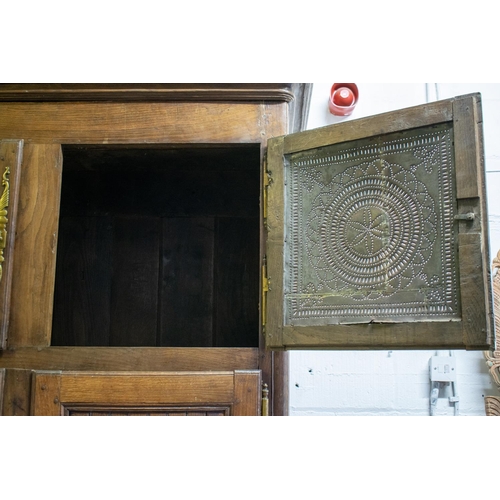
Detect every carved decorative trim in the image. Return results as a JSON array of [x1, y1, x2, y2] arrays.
[[485, 396, 500, 416], [0, 166, 9, 283], [0, 84, 297, 103], [485, 249, 500, 414]]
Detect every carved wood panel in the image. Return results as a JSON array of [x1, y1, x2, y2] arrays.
[[484, 396, 500, 416], [485, 249, 500, 415], [65, 406, 230, 416]]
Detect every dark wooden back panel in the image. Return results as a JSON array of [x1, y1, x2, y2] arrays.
[[51, 146, 260, 347]]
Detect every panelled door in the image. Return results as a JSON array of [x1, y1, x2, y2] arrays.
[[31, 370, 261, 416], [264, 94, 494, 350]]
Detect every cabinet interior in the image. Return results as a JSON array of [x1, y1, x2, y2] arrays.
[[51, 145, 261, 348]]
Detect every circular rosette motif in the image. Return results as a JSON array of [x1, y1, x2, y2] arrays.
[[305, 159, 436, 300]]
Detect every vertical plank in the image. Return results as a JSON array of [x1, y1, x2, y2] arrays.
[[261, 105, 291, 415], [264, 136, 285, 350], [160, 217, 214, 347], [0, 140, 23, 350], [52, 216, 113, 346], [454, 93, 493, 348], [31, 371, 62, 416], [214, 217, 260, 347], [454, 94, 482, 199], [459, 233, 491, 348], [9, 144, 63, 347], [273, 352, 289, 416], [110, 216, 160, 346], [233, 370, 261, 416], [2, 369, 32, 416]]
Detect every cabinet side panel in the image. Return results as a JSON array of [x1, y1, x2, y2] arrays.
[[9, 144, 62, 346]]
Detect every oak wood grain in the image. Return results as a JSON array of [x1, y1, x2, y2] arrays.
[[31, 371, 62, 416], [282, 321, 465, 350], [0, 347, 259, 371], [233, 370, 261, 416], [30, 370, 262, 416], [283, 99, 453, 154], [9, 144, 62, 347], [0, 103, 266, 145], [59, 372, 235, 405], [458, 232, 492, 348], [265, 138, 285, 350], [453, 94, 482, 199], [260, 106, 290, 414], [2, 368, 32, 415]]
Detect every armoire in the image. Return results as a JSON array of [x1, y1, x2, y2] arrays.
[[0, 84, 494, 416]]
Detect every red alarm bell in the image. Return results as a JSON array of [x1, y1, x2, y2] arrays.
[[329, 83, 359, 116]]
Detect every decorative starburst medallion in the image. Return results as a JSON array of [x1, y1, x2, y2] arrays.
[[284, 124, 458, 325]]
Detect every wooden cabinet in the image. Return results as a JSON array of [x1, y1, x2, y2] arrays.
[[0, 84, 311, 416], [0, 85, 493, 415]]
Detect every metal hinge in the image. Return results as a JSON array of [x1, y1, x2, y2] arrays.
[[263, 154, 272, 229], [261, 383, 269, 416], [262, 257, 270, 328]]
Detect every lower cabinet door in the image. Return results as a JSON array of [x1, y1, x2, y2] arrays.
[[31, 370, 261, 416]]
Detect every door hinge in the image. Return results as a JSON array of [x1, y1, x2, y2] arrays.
[[263, 154, 272, 230], [261, 383, 269, 416], [262, 257, 270, 328]]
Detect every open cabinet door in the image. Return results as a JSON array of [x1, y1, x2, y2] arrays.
[[0, 140, 22, 350], [264, 94, 493, 350]]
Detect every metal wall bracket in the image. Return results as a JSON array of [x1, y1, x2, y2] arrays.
[[429, 354, 459, 416]]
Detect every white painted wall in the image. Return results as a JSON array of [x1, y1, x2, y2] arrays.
[[289, 83, 499, 416]]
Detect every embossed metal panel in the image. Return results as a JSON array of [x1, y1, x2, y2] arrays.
[[284, 124, 458, 326], [265, 93, 493, 350]]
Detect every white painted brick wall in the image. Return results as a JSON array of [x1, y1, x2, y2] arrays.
[[289, 83, 500, 416]]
